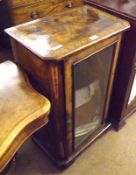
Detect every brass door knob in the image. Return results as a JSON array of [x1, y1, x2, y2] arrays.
[[31, 12, 39, 19]]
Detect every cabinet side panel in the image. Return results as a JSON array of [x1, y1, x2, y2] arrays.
[[11, 40, 67, 160]]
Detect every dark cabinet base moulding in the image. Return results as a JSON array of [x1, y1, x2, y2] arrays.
[[32, 123, 111, 168]]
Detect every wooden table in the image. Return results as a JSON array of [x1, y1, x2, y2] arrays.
[[0, 61, 50, 172]]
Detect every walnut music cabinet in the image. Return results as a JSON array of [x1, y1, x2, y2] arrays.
[[86, 0, 136, 129], [5, 5, 129, 167]]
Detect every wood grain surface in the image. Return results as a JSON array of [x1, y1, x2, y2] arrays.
[[0, 61, 51, 172], [5, 5, 130, 60]]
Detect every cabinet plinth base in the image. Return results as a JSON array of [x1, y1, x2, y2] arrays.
[[112, 120, 126, 131], [32, 123, 111, 169]]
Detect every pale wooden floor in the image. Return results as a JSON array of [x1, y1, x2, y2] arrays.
[[6, 112, 136, 175]]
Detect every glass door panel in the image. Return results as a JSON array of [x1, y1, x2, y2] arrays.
[[128, 73, 136, 105], [73, 44, 115, 148]]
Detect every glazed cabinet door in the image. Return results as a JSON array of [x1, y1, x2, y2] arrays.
[[73, 44, 115, 148], [126, 63, 136, 115]]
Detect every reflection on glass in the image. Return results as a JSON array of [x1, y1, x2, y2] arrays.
[[73, 44, 115, 147], [128, 74, 136, 105]]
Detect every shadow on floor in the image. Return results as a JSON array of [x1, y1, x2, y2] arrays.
[[7, 139, 66, 175], [0, 45, 13, 63]]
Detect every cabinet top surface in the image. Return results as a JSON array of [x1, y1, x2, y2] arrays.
[[89, 0, 136, 20], [5, 5, 129, 61]]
